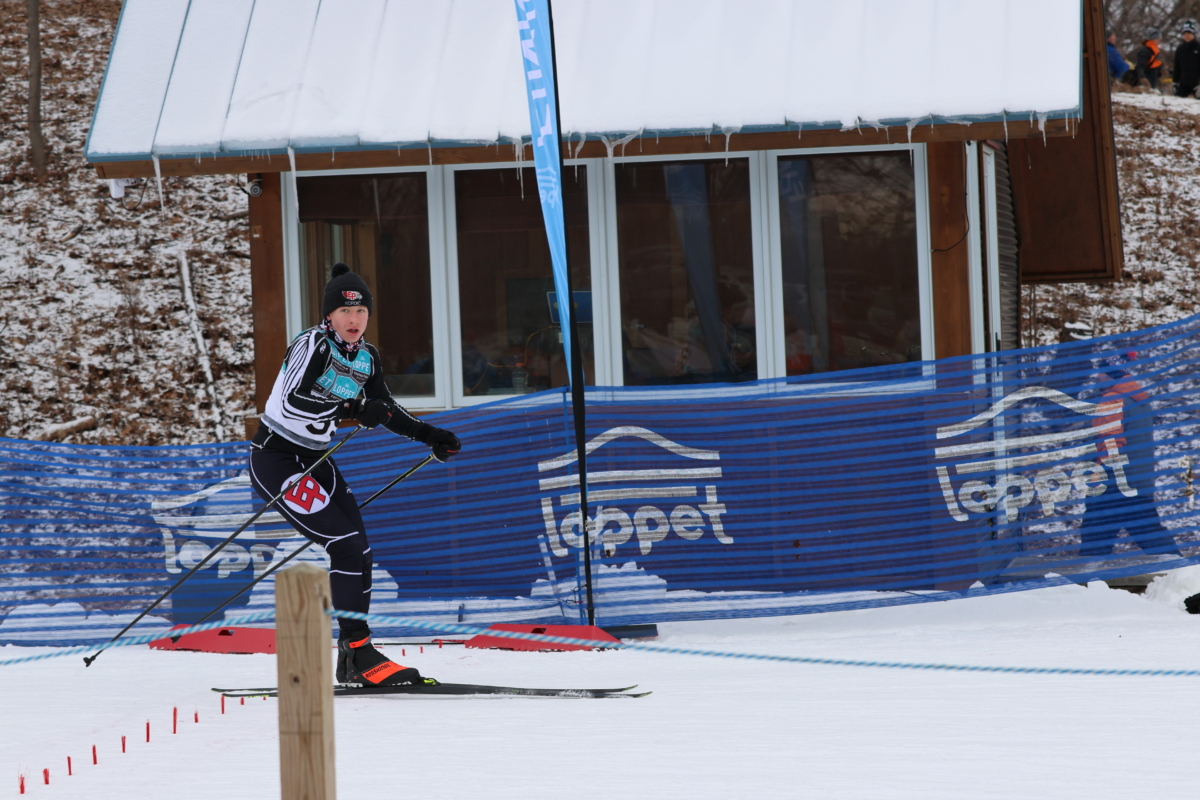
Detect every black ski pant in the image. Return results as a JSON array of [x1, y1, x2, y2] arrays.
[[249, 446, 371, 637]]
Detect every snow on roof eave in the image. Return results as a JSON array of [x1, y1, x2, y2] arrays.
[[81, 0, 133, 166], [85, 106, 1083, 166]]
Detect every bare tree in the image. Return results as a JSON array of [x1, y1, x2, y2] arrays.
[[26, 0, 46, 177]]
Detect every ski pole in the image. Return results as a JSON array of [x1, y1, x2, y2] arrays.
[[180, 454, 435, 632], [83, 425, 366, 667]]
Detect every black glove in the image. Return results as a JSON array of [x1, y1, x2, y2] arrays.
[[425, 427, 461, 462], [353, 398, 393, 429]]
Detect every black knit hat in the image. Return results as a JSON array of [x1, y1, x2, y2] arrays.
[[322, 263, 373, 317]]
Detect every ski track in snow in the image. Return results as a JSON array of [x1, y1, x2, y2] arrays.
[[4, 579, 1200, 799]]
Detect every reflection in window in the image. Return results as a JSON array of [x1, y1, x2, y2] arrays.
[[297, 173, 434, 396], [778, 153, 920, 374], [615, 159, 756, 386], [453, 166, 592, 396]]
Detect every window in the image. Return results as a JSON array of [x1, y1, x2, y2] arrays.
[[451, 165, 593, 398], [614, 159, 756, 386], [283, 146, 930, 408], [296, 173, 434, 396], [776, 152, 921, 374]]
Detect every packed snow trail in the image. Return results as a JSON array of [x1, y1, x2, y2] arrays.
[[5, 579, 1200, 799]]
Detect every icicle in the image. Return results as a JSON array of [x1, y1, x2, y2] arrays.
[[720, 126, 741, 165], [513, 139, 525, 199], [1036, 111, 1049, 145], [287, 145, 299, 220], [1002, 110, 1009, 141], [572, 132, 586, 180], [427, 137, 433, 165], [599, 132, 637, 161], [616, 130, 638, 157], [906, 117, 920, 143], [797, 121, 803, 140], [151, 155, 165, 215]]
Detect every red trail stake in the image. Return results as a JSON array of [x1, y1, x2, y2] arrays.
[[221, 694, 225, 714], [146, 721, 150, 743], [173, 706, 178, 734], [67, 757, 72, 776], [240, 697, 244, 706], [42, 769, 48, 785], [121, 735, 126, 753], [194, 710, 199, 723], [92, 745, 97, 765], [19, 774, 24, 794]]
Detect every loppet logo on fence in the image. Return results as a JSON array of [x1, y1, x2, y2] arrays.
[[150, 475, 299, 578], [537, 426, 732, 558], [934, 386, 1140, 523]]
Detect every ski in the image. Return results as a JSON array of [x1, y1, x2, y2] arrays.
[[212, 683, 648, 699]]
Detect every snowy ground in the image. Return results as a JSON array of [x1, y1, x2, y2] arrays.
[[5, 572, 1200, 799]]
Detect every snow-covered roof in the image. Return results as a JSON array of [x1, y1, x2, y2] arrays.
[[86, 0, 1083, 162]]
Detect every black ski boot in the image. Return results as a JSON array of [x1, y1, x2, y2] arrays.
[[337, 631, 426, 686]]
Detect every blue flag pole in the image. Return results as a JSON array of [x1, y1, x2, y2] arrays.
[[514, 0, 595, 625]]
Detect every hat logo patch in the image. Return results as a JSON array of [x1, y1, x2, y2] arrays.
[[342, 290, 362, 301]]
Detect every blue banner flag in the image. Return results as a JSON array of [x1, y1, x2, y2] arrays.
[[514, 0, 576, 381]]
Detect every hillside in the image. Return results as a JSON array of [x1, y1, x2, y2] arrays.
[[1, 3, 1197, 445], [1022, 92, 1200, 346], [0, 1, 254, 445]]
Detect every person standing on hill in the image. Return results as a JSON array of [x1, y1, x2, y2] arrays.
[[1077, 352, 1181, 560], [1174, 23, 1200, 97], [250, 262, 461, 687], [1107, 32, 1130, 82], [1135, 28, 1165, 90]]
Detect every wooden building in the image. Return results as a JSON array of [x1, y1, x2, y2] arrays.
[[86, 0, 1119, 423]]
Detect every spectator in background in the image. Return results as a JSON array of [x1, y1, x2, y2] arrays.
[[1107, 32, 1130, 82], [1135, 28, 1164, 90], [1078, 352, 1181, 560], [1174, 23, 1200, 97]]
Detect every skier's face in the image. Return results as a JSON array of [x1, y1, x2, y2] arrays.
[[328, 306, 369, 343]]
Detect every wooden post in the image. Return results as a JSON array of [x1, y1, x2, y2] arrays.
[[276, 564, 336, 800]]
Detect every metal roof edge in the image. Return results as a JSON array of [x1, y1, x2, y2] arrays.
[[82, 0, 133, 160], [85, 106, 1084, 165]]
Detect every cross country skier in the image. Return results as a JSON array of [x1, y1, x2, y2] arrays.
[[250, 263, 460, 686]]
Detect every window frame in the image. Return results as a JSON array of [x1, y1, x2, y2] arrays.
[[441, 158, 606, 407], [281, 164, 450, 410], [280, 143, 934, 410], [601, 150, 768, 386], [762, 143, 934, 378]]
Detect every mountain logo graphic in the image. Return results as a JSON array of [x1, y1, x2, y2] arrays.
[[537, 426, 732, 557], [934, 386, 1138, 522]]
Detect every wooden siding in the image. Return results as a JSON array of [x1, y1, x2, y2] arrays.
[[248, 173, 287, 425], [1008, 0, 1122, 283], [927, 142, 973, 359]]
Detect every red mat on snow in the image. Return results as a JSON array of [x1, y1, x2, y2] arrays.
[[464, 624, 620, 652], [149, 625, 276, 654]]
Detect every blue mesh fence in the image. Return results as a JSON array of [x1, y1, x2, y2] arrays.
[[3, 316, 1200, 644]]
